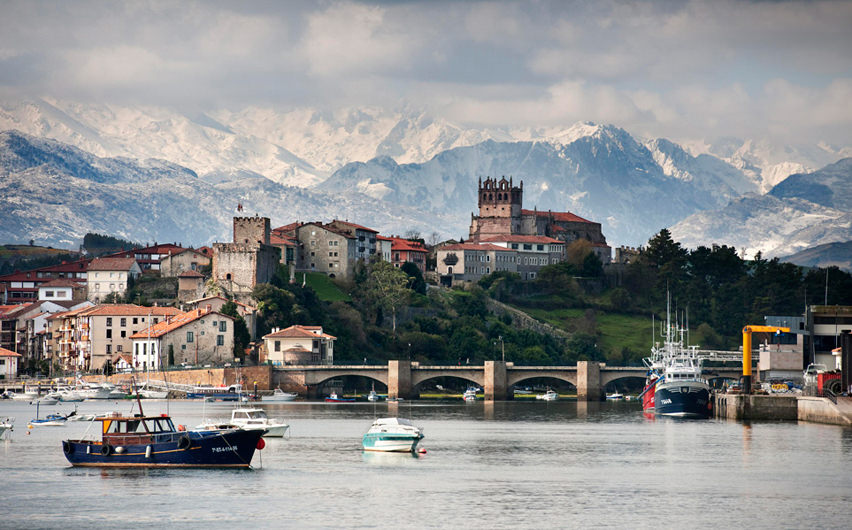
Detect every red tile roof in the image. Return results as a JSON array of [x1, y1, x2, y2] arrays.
[[87, 257, 138, 271], [129, 308, 233, 339], [38, 278, 85, 288], [330, 220, 379, 233], [0, 347, 21, 357], [263, 325, 336, 340], [390, 238, 428, 253], [273, 222, 302, 235], [270, 233, 297, 246], [178, 270, 204, 278], [81, 304, 183, 317], [522, 209, 592, 223]]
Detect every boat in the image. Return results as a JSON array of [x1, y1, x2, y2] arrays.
[[138, 387, 169, 399], [262, 387, 298, 402], [325, 392, 355, 403], [386, 397, 403, 403], [228, 407, 289, 437], [186, 384, 242, 401], [463, 388, 477, 401], [34, 394, 60, 405], [536, 389, 559, 401], [29, 402, 72, 426], [362, 417, 424, 453], [606, 391, 624, 400], [0, 417, 13, 438], [62, 411, 265, 468], [367, 390, 380, 402]]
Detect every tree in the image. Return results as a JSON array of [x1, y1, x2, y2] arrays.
[[363, 261, 411, 336], [400, 262, 426, 295], [221, 300, 251, 360]]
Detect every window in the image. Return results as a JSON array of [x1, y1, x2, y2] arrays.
[[133, 317, 138, 325], [120, 318, 127, 327], [511, 243, 519, 249], [153, 318, 159, 324], [106, 329, 112, 339], [106, 317, 112, 326], [186, 331, 194, 343], [45, 290, 54, 297], [106, 345, 112, 354], [537, 245, 544, 251], [523, 244, 532, 250], [217, 335, 224, 346], [212, 321, 218, 327], [120, 331, 126, 338], [117, 345, 122, 352], [274, 341, 281, 352]]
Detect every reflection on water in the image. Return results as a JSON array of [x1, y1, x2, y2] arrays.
[[1, 398, 851, 528]]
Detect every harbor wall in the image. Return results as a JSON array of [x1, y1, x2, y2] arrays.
[[713, 394, 798, 421], [797, 396, 852, 426]]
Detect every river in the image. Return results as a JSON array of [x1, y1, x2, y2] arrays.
[[1, 398, 850, 529]]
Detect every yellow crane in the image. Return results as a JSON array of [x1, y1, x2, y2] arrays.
[[742, 325, 790, 394]]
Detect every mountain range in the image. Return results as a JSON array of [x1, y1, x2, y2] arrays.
[[1, 98, 850, 255]]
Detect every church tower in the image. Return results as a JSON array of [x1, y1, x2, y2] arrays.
[[469, 176, 523, 240]]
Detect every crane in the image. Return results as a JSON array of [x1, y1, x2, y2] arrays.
[[742, 325, 790, 394]]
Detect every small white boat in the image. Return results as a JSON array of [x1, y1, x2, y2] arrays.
[[138, 388, 168, 399], [536, 389, 559, 401], [10, 391, 38, 401], [606, 392, 625, 401], [362, 417, 424, 453], [367, 390, 380, 402], [463, 388, 477, 402], [34, 394, 60, 405], [262, 387, 298, 402], [229, 407, 289, 437], [0, 417, 13, 438]]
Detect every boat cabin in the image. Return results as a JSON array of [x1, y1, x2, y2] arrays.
[[100, 413, 178, 445]]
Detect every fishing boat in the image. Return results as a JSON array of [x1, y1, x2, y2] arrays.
[[325, 392, 355, 403], [29, 402, 72, 426], [362, 417, 424, 453], [186, 384, 242, 401], [262, 387, 298, 402], [62, 411, 265, 468]]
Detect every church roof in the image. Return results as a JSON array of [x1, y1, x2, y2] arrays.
[[522, 209, 593, 223]]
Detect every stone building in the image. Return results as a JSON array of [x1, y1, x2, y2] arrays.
[[129, 308, 235, 370], [159, 248, 211, 277], [478, 235, 565, 280], [436, 243, 518, 286], [213, 216, 281, 301], [469, 176, 611, 263], [262, 325, 336, 366]]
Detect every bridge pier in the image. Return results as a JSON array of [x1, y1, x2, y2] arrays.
[[388, 360, 412, 399], [577, 361, 603, 401], [484, 361, 508, 401]]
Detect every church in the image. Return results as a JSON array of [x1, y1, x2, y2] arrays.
[[468, 177, 611, 263]]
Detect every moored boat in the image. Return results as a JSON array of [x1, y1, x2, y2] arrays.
[[0, 417, 14, 438], [606, 391, 624, 400], [325, 392, 355, 403], [654, 353, 711, 418], [229, 407, 289, 437], [362, 417, 424, 453], [262, 387, 298, 402], [62, 412, 264, 468], [536, 389, 559, 401]]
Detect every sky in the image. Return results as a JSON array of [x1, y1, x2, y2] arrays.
[[1, 0, 851, 147]]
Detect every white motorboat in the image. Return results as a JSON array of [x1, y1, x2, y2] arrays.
[[34, 394, 60, 405], [606, 392, 624, 400], [536, 389, 559, 401], [10, 390, 38, 401], [229, 407, 289, 437], [138, 388, 168, 399], [0, 417, 13, 438], [367, 390, 380, 402], [463, 388, 477, 401], [262, 387, 298, 402], [362, 417, 424, 453]]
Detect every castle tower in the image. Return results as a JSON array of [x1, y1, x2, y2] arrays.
[[478, 176, 522, 219], [233, 216, 270, 247]]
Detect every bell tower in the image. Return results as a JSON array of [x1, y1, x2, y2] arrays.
[[478, 176, 522, 218]]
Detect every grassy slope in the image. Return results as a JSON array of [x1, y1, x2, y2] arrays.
[[304, 272, 351, 302], [519, 306, 653, 360]]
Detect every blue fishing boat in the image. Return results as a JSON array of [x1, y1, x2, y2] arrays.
[[324, 392, 355, 402], [62, 412, 264, 468]]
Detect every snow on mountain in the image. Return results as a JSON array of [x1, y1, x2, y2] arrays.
[[670, 159, 852, 258], [317, 124, 751, 246], [0, 131, 459, 248], [0, 99, 324, 187], [781, 240, 852, 272]]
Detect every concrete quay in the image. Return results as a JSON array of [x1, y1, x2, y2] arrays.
[[713, 393, 852, 426]]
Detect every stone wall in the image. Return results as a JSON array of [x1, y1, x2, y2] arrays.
[[484, 298, 572, 343]]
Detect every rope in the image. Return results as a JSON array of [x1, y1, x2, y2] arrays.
[[214, 431, 256, 470]]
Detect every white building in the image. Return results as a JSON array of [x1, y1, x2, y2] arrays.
[[86, 258, 142, 303]]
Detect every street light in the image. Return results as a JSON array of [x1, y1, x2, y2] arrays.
[[495, 335, 505, 363]]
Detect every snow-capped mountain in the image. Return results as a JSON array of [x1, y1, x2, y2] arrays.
[[781, 240, 852, 272], [670, 159, 852, 258], [317, 124, 756, 245], [0, 131, 460, 248]]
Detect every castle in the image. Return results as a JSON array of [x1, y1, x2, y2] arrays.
[[212, 216, 281, 301], [469, 177, 611, 263]]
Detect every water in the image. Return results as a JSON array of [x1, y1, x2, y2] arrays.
[[2, 399, 851, 529]]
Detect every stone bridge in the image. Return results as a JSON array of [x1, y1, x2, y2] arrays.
[[272, 360, 744, 401]]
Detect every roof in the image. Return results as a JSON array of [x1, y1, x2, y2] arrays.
[[158, 248, 208, 261], [104, 243, 185, 258], [389, 238, 427, 253], [479, 235, 564, 245], [330, 220, 379, 233], [37, 278, 85, 288], [81, 304, 183, 317], [440, 243, 516, 252], [0, 347, 21, 357], [270, 233, 298, 246], [522, 209, 593, 223], [87, 257, 138, 272], [177, 270, 204, 278], [263, 325, 336, 340], [299, 222, 355, 239], [129, 308, 234, 339], [272, 222, 302, 235], [112, 353, 133, 364]]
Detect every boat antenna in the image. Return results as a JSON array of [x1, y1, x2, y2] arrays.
[[131, 376, 145, 417]]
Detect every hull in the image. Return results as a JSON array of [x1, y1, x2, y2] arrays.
[[325, 398, 355, 402], [654, 381, 711, 419], [362, 433, 422, 453], [186, 392, 239, 401], [641, 380, 657, 413], [63, 429, 263, 468], [262, 393, 297, 402]]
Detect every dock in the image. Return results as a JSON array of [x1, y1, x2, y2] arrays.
[[714, 393, 852, 426]]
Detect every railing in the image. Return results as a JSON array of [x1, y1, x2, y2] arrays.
[[804, 385, 838, 404]]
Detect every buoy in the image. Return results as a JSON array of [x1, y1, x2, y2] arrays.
[[256, 438, 266, 450], [418, 448, 426, 454], [177, 424, 186, 432], [145, 445, 152, 459]]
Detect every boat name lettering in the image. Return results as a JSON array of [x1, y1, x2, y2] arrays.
[[211, 446, 237, 452], [659, 398, 672, 405]]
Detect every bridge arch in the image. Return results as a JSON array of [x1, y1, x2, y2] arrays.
[[507, 372, 577, 389], [411, 371, 484, 390], [305, 371, 388, 387], [600, 370, 647, 387]]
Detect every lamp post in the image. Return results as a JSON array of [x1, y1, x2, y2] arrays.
[[496, 335, 505, 363]]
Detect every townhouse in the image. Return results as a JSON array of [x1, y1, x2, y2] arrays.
[[262, 325, 336, 366], [129, 308, 235, 370], [86, 257, 142, 303]]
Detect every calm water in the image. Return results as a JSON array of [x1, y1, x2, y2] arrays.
[[1, 398, 851, 529]]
